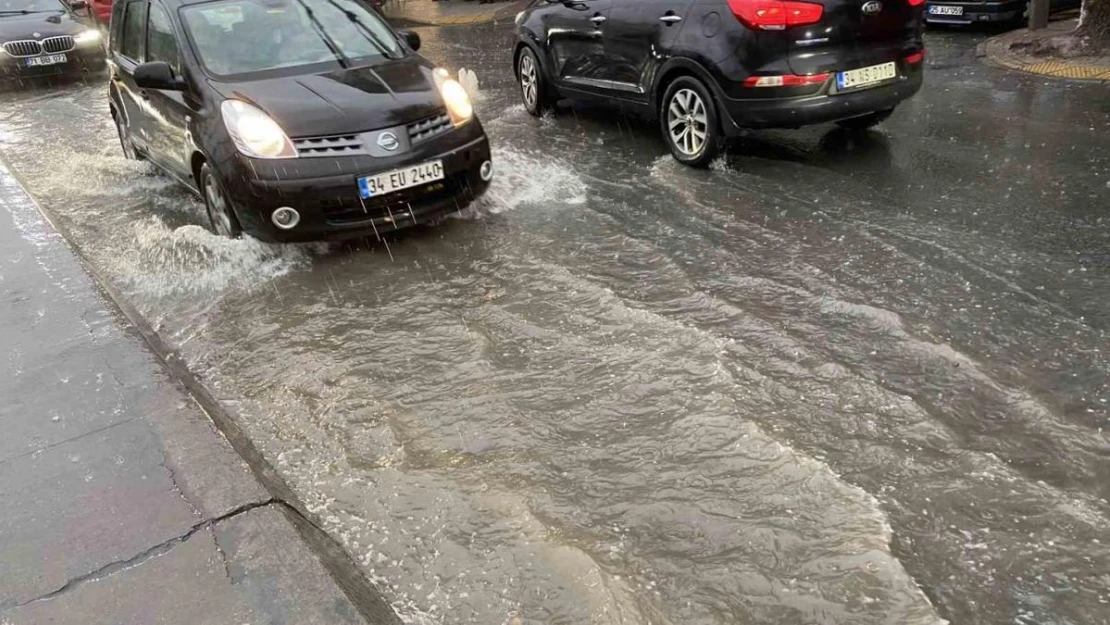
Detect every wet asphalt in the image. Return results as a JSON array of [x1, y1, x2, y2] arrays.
[[0, 21, 1108, 625]]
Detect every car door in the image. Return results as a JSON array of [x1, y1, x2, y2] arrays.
[[540, 0, 613, 94], [142, 0, 192, 181], [112, 0, 149, 153], [604, 0, 693, 98]]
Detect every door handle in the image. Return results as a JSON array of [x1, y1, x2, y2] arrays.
[[659, 14, 682, 23], [139, 89, 149, 101], [590, 14, 607, 24]]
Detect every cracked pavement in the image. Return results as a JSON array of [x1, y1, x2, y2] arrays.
[[0, 163, 377, 624]]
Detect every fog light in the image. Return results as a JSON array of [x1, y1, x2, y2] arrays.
[[479, 160, 493, 182], [271, 207, 300, 230]]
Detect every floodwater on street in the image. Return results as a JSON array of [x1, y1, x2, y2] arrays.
[[1, 23, 1108, 625]]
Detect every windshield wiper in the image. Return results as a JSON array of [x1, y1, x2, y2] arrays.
[[295, 0, 350, 69], [0, 9, 59, 14], [322, 0, 397, 60]]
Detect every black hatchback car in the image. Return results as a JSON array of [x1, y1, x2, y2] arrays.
[[514, 0, 925, 166], [1, 0, 105, 80], [108, 0, 492, 241]]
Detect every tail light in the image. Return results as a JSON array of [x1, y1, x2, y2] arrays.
[[743, 73, 830, 87], [728, 0, 825, 30], [908, 0, 925, 5], [905, 50, 925, 64]]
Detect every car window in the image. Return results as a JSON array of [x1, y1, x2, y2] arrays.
[[119, 1, 147, 61], [146, 3, 180, 72], [181, 0, 401, 80]]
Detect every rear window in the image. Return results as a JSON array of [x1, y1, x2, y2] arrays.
[[181, 0, 401, 80]]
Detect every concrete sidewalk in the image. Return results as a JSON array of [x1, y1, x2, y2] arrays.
[[979, 14, 1110, 81], [0, 163, 392, 624], [383, 0, 533, 26]]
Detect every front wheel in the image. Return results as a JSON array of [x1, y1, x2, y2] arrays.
[[835, 109, 894, 130], [199, 163, 242, 239], [114, 111, 142, 160], [660, 76, 721, 168]]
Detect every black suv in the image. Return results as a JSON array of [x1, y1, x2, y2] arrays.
[[107, 0, 492, 242], [514, 0, 925, 166]]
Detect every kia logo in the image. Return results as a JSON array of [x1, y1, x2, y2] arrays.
[[861, 1, 882, 14], [377, 132, 399, 151]]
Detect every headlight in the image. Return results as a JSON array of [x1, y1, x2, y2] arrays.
[[220, 100, 297, 159], [74, 29, 101, 44], [439, 78, 473, 127]]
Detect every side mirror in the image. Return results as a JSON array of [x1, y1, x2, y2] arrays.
[[398, 29, 420, 52], [134, 61, 186, 91], [69, 0, 88, 8]]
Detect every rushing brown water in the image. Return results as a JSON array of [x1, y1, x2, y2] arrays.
[[1, 25, 1107, 625]]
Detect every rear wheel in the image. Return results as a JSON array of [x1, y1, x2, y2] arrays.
[[199, 163, 242, 239], [517, 47, 551, 116], [835, 108, 895, 130], [660, 76, 721, 168]]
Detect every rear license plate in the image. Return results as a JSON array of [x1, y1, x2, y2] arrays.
[[836, 62, 897, 91], [25, 54, 67, 67], [358, 160, 444, 199], [928, 5, 964, 15]]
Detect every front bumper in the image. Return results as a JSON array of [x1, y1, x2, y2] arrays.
[[219, 127, 492, 243], [923, 1, 1024, 23], [0, 46, 107, 80], [717, 64, 924, 131]]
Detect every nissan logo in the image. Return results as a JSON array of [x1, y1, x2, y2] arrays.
[[377, 132, 399, 151], [861, 1, 882, 14]]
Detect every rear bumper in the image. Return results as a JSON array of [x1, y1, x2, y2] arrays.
[[923, 1, 1024, 23], [717, 66, 923, 131], [220, 132, 492, 243]]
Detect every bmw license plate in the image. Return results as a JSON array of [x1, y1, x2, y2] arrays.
[[358, 160, 444, 199], [25, 54, 67, 67], [836, 62, 897, 91], [929, 4, 964, 14]]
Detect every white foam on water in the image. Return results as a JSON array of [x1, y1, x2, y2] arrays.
[[477, 147, 588, 215]]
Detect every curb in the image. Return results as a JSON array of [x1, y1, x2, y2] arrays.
[[0, 154, 402, 625], [979, 22, 1110, 82]]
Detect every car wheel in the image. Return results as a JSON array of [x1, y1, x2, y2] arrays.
[[660, 76, 721, 168], [200, 163, 242, 239], [517, 47, 550, 116], [835, 109, 895, 130], [114, 111, 142, 160]]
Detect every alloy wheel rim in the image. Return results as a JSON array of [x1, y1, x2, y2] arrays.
[[520, 54, 537, 109], [667, 88, 708, 157], [204, 175, 233, 237]]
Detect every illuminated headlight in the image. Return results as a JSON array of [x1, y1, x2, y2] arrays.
[[220, 100, 297, 159], [74, 29, 101, 45], [515, 10, 525, 25], [439, 78, 473, 127]]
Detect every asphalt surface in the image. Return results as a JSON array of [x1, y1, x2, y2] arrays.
[[1, 23, 1108, 625]]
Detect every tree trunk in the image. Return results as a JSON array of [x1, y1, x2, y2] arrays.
[[1077, 0, 1110, 43]]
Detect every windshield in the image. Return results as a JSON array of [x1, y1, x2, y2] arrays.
[[0, 0, 66, 13], [181, 0, 402, 79]]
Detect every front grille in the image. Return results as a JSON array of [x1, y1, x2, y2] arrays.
[[406, 113, 452, 145], [3, 40, 43, 57], [293, 134, 366, 157], [42, 36, 75, 54]]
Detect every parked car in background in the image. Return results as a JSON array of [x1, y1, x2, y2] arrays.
[[0, 0, 105, 79], [513, 0, 925, 167], [923, 0, 1080, 26], [108, 0, 492, 241], [86, 0, 112, 30]]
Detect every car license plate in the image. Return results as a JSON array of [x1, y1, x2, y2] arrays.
[[358, 160, 444, 199], [928, 4, 964, 14], [836, 62, 897, 91], [24, 54, 67, 68]]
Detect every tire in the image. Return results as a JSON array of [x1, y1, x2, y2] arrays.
[[660, 76, 721, 168], [114, 110, 142, 160], [516, 47, 551, 116], [199, 163, 242, 239], [835, 108, 895, 130]]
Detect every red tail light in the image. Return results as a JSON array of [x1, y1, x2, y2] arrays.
[[727, 0, 825, 30], [908, 0, 925, 5], [742, 73, 830, 87], [906, 50, 925, 64]]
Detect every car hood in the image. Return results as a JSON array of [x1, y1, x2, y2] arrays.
[[209, 57, 448, 139], [0, 12, 83, 38]]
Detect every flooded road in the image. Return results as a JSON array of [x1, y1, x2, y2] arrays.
[[2, 25, 1109, 625]]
